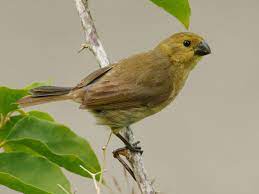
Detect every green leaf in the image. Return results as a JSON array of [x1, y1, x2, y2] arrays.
[[0, 152, 71, 194], [150, 0, 191, 29], [0, 82, 48, 117], [0, 111, 54, 154], [4, 116, 101, 178], [0, 115, 23, 142], [0, 111, 54, 141], [28, 111, 55, 122], [0, 87, 27, 117], [24, 81, 52, 91]]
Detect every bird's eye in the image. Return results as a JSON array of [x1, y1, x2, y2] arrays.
[[183, 40, 191, 47]]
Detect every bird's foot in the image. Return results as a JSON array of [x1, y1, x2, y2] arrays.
[[126, 141, 143, 154], [113, 135, 143, 181], [115, 133, 143, 154]]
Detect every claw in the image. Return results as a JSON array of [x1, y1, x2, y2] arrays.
[[115, 133, 143, 154], [133, 141, 141, 146], [126, 144, 143, 154]]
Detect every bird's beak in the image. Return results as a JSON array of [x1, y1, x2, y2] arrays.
[[194, 41, 211, 56]]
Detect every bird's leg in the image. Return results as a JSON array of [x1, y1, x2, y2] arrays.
[[115, 133, 143, 154], [113, 147, 136, 181]]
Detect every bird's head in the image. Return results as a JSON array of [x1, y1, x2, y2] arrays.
[[157, 32, 211, 70]]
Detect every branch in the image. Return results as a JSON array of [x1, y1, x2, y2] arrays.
[[73, 0, 155, 193], [74, 0, 109, 68], [124, 127, 155, 193]]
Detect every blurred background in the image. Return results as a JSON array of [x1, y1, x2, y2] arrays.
[[0, 0, 259, 193]]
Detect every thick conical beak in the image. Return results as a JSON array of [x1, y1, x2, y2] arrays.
[[194, 41, 211, 56]]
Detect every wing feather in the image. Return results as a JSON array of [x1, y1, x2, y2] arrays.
[[76, 51, 173, 110], [73, 66, 113, 89]]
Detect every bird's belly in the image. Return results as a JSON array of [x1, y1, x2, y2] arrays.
[[90, 98, 174, 130], [87, 68, 189, 132]]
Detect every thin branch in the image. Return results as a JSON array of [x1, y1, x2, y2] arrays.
[[124, 127, 155, 194], [74, 1, 155, 193], [74, 0, 109, 68], [80, 165, 103, 194]]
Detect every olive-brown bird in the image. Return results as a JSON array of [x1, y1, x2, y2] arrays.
[[18, 32, 211, 151]]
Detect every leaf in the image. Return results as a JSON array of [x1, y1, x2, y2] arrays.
[[0, 115, 23, 142], [28, 111, 55, 122], [0, 111, 54, 141], [0, 87, 27, 117], [0, 152, 71, 194], [0, 82, 48, 117], [0, 84, 100, 179], [24, 81, 52, 91], [0, 111, 54, 154], [4, 116, 101, 178], [150, 0, 191, 29]]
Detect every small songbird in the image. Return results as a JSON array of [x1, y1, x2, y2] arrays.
[[18, 32, 211, 151]]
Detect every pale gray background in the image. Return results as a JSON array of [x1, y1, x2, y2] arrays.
[[0, 0, 259, 194]]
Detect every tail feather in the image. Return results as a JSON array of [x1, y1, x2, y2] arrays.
[[18, 86, 72, 108], [30, 86, 72, 97]]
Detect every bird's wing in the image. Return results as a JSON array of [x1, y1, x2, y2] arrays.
[[78, 52, 173, 110], [81, 81, 170, 110], [73, 65, 113, 89]]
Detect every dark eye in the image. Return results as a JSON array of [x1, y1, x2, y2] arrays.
[[183, 40, 191, 47]]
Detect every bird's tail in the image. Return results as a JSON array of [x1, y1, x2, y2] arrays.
[[18, 86, 73, 108]]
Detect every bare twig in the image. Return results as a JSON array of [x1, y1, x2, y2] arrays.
[[80, 165, 104, 194], [124, 127, 155, 193], [100, 131, 112, 184], [112, 176, 122, 193], [74, 0, 109, 68], [74, 1, 155, 193]]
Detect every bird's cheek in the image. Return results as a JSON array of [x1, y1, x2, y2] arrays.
[[188, 56, 202, 70], [182, 52, 193, 62]]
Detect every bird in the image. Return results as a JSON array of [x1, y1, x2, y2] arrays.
[[18, 32, 211, 152]]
